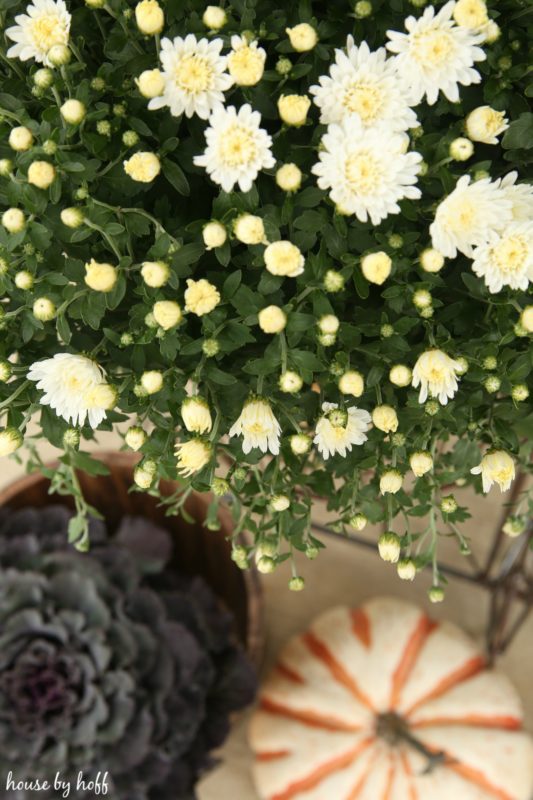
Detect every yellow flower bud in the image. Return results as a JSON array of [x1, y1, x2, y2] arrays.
[[2, 208, 25, 233], [184, 278, 220, 316], [60, 207, 84, 228], [453, 0, 488, 29], [389, 364, 412, 387], [135, 0, 164, 35], [123, 152, 161, 183], [60, 99, 86, 125], [203, 221, 227, 249], [419, 248, 445, 273], [33, 297, 56, 321], [9, 126, 33, 151], [276, 163, 302, 192], [0, 427, 23, 457], [380, 470, 403, 495], [465, 106, 508, 145], [141, 260, 169, 288], [372, 405, 399, 433], [153, 300, 182, 330], [125, 426, 147, 451], [285, 23, 318, 52], [136, 69, 165, 98], [361, 252, 392, 285], [234, 214, 266, 245], [84, 259, 118, 292], [410, 451, 433, 477], [141, 370, 163, 394], [338, 370, 364, 397], [264, 241, 304, 277], [520, 306, 533, 333], [449, 137, 474, 161], [279, 370, 303, 393], [27, 160, 55, 189], [278, 94, 311, 127], [258, 305, 287, 334], [202, 5, 227, 29], [318, 314, 339, 335], [181, 397, 212, 434]]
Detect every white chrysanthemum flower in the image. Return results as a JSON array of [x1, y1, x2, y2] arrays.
[[28, 353, 109, 428], [430, 175, 512, 258], [471, 450, 515, 493], [194, 104, 275, 193], [6, 0, 71, 66], [386, 0, 486, 106], [412, 349, 462, 405], [471, 222, 533, 293], [313, 402, 371, 459], [148, 34, 233, 119], [229, 398, 281, 455], [175, 438, 212, 477], [310, 38, 417, 132], [499, 172, 533, 224], [312, 117, 422, 224]]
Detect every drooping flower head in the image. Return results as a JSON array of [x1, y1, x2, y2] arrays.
[[471, 222, 533, 294], [412, 349, 462, 405], [310, 38, 418, 132], [313, 402, 371, 459], [194, 104, 275, 193], [175, 438, 212, 476], [148, 34, 233, 119], [6, 0, 71, 66], [386, 0, 486, 106], [229, 398, 281, 455], [312, 117, 422, 224], [28, 353, 110, 428], [471, 450, 515, 493], [430, 175, 512, 258]]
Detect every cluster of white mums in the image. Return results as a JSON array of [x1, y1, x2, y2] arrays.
[[5, 0, 532, 295], [0, 350, 515, 499]]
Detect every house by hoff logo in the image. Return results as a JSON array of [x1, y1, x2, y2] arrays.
[[6, 771, 110, 797]]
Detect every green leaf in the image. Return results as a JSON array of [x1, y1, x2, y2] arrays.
[[223, 269, 242, 298], [56, 314, 72, 344], [502, 113, 533, 150], [162, 159, 190, 196]]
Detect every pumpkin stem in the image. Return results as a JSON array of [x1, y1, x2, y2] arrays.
[[376, 712, 449, 774]]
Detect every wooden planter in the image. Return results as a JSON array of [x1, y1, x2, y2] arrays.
[[0, 451, 263, 666]]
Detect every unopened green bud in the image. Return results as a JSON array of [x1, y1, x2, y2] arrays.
[[62, 428, 80, 448], [289, 576, 305, 591]]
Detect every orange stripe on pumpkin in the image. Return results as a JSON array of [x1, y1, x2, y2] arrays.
[[404, 655, 486, 717], [390, 615, 433, 709], [399, 752, 419, 800], [257, 750, 289, 761], [260, 698, 362, 732], [351, 608, 371, 648], [276, 662, 305, 684], [382, 759, 396, 800], [347, 750, 378, 800], [412, 714, 522, 731], [449, 761, 515, 800], [269, 739, 373, 800], [303, 632, 375, 711]]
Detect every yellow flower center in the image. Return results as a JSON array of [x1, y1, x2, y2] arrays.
[[66, 375, 83, 391], [174, 54, 213, 94], [29, 13, 67, 52], [246, 422, 268, 435], [493, 466, 513, 484], [345, 151, 382, 194], [492, 234, 528, 274], [219, 124, 257, 166], [343, 82, 384, 123], [411, 30, 454, 67], [448, 198, 477, 232]]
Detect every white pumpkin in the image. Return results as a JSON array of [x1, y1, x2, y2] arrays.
[[249, 597, 533, 800]]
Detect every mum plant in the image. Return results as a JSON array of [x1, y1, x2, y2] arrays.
[[0, 0, 532, 595]]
